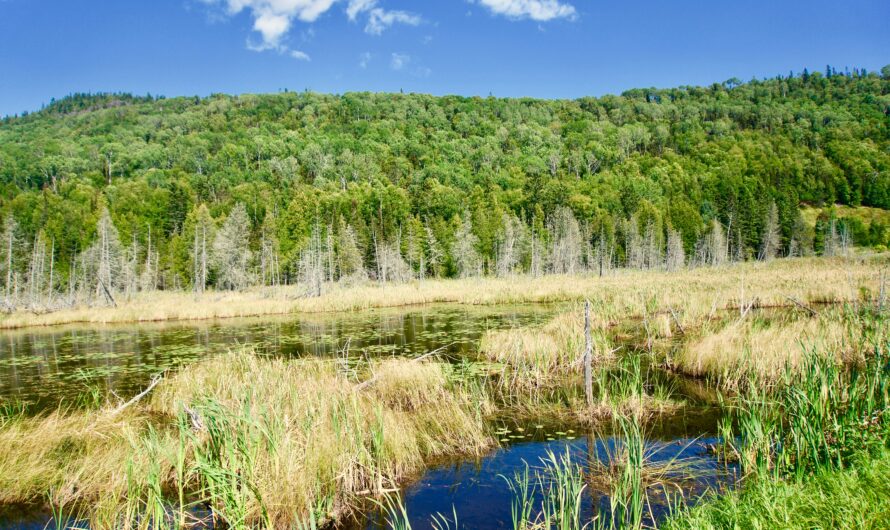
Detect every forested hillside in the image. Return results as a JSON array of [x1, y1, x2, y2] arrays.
[[0, 67, 888, 301]]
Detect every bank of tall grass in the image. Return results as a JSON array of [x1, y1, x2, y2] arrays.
[[0, 353, 493, 528], [389, 304, 890, 530], [0, 256, 881, 330]]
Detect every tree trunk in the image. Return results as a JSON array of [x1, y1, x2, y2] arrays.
[[584, 299, 593, 406]]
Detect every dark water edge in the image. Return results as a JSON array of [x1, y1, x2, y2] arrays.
[[355, 436, 735, 530]]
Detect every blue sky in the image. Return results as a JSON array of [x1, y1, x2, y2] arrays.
[[1, 0, 888, 117]]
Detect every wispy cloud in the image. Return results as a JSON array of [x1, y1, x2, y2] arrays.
[[365, 8, 421, 35], [359, 51, 372, 68], [473, 0, 577, 21], [290, 50, 311, 61], [345, 0, 421, 35], [201, 0, 421, 56], [390, 52, 410, 71]]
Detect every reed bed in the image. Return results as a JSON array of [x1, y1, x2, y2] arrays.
[[0, 352, 493, 528], [0, 256, 882, 330], [675, 307, 876, 388]]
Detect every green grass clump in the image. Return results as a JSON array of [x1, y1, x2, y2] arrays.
[[662, 450, 890, 530]]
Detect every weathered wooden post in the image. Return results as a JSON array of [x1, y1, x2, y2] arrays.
[[584, 299, 593, 406]]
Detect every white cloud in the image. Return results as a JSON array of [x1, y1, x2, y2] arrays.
[[390, 53, 410, 70], [290, 50, 311, 60], [202, 0, 337, 50], [359, 51, 372, 68], [345, 0, 376, 20], [365, 8, 421, 35], [474, 0, 576, 21], [345, 0, 421, 35], [201, 0, 420, 55]]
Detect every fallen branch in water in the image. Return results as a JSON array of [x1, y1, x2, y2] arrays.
[[785, 295, 818, 317], [110, 371, 166, 416]]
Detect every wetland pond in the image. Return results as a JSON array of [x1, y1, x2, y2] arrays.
[[0, 303, 734, 529]]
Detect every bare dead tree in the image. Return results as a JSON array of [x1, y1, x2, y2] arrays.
[[642, 219, 664, 270], [26, 232, 47, 306], [300, 223, 325, 296], [325, 223, 336, 282], [92, 207, 123, 303], [337, 223, 367, 283], [824, 218, 842, 257], [191, 205, 214, 293], [625, 216, 645, 269], [758, 201, 782, 261], [424, 223, 444, 279], [212, 203, 253, 290], [451, 213, 482, 278], [139, 225, 157, 292], [376, 237, 412, 284], [665, 228, 686, 271], [595, 228, 614, 277], [2, 214, 19, 305], [549, 207, 582, 274], [496, 213, 524, 277]]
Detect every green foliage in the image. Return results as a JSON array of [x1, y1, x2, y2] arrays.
[[1, 70, 888, 286], [663, 450, 890, 530]]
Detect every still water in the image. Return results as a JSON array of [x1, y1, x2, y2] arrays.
[[0, 304, 559, 408], [0, 303, 734, 530]]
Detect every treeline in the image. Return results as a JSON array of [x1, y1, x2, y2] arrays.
[[0, 66, 888, 306]]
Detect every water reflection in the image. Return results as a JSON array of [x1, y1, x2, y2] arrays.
[[355, 430, 738, 530], [0, 304, 559, 408]]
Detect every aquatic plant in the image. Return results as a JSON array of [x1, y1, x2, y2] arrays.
[[503, 449, 586, 530]]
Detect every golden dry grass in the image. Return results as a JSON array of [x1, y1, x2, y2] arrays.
[[0, 256, 884, 330], [674, 309, 880, 387], [0, 352, 492, 527]]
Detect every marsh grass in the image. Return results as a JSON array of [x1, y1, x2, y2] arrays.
[[0, 352, 494, 528], [662, 450, 890, 530], [0, 257, 880, 330], [503, 449, 587, 530], [585, 415, 708, 530], [716, 307, 889, 479], [481, 310, 682, 423], [2, 257, 887, 529], [677, 307, 867, 388]]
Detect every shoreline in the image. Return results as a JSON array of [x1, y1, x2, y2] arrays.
[[0, 256, 883, 331]]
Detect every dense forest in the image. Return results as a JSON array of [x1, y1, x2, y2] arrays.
[[0, 66, 889, 305]]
